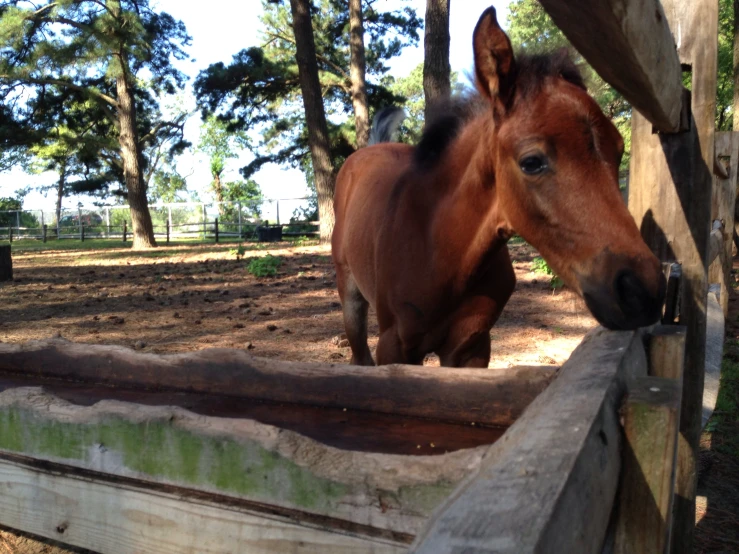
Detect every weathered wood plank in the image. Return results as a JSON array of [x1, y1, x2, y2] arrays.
[[628, 0, 717, 551], [648, 325, 687, 381], [0, 339, 555, 427], [703, 290, 724, 428], [0, 385, 494, 538], [613, 377, 682, 554], [707, 221, 724, 267], [537, 0, 683, 132], [411, 328, 645, 554], [0, 453, 406, 554], [711, 131, 739, 315]]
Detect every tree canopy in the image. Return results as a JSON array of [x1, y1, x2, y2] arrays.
[[194, 0, 421, 181], [0, 0, 191, 247]]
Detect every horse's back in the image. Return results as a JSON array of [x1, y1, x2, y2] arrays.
[[332, 143, 413, 302]]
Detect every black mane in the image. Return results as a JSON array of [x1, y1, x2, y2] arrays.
[[413, 49, 586, 167]]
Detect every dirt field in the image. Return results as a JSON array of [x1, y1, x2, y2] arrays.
[[0, 240, 595, 368]]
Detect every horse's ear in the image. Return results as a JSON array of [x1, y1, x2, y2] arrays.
[[473, 7, 515, 112]]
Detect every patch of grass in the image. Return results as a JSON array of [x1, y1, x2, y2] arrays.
[[508, 234, 525, 245], [247, 254, 282, 278], [531, 256, 564, 289], [230, 243, 247, 260], [706, 352, 739, 456], [8, 238, 133, 253], [290, 235, 318, 247]]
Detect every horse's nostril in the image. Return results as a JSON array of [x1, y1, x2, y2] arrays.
[[615, 270, 651, 317]]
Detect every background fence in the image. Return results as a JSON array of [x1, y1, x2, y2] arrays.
[[0, 197, 318, 242]]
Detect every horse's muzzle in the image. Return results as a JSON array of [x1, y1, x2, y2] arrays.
[[579, 267, 666, 331]]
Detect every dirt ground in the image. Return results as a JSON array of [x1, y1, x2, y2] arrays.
[[0, 240, 595, 368]]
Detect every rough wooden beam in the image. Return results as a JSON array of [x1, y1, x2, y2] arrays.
[[711, 131, 739, 315], [0, 339, 555, 427], [613, 377, 682, 554], [648, 325, 687, 381], [537, 0, 683, 132], [703, 290, 725, 428], [707, 220, 724, 267], [411, 328, 645, 554], [628, 0, 717, 551], [0, 453, 406, 554]]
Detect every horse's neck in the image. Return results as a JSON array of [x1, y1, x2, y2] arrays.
[[429, 116, 508, 291]]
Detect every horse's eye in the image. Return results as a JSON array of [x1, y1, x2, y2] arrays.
[[519, 155, 548, 175]]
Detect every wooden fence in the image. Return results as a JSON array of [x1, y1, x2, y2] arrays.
[[0, 219, 319, 244]]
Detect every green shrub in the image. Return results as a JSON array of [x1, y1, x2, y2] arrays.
[[247, 254, 282, 277]]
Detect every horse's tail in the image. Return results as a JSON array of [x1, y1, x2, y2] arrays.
[[368, 106, 406, 145]]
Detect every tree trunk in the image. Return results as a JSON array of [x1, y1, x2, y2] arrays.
[[349, 0, 370, 149], [734, 0, 739, 250], [423, 0, 451, 121], [289, 0, 336, 243], [734, 0, 739, 131], [55, 165, 65, 235], [117, 75, 157, 249], [213, 171, 225, 215]]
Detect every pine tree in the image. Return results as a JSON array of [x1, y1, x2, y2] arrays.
[[0, 0, 191, 248]]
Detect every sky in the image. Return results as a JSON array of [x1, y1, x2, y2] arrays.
[[1, 0, 511, 215]]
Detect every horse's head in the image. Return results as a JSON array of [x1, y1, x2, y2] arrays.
[[473, 7, 665, 330]]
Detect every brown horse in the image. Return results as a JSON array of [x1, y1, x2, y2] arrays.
[[331, 6, 665, 368]]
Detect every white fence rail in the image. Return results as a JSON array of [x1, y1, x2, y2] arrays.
[[0, 198, 318, 242]]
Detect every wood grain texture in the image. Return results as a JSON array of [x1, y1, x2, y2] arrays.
[[0, 386, 489, 538], [537, 0, 682, 132], [0, 339, 555, 427], [614, 377, 682, 554], [711, 131, 739, 315], [628, 1, 717, 551], [411, 328, 644, 554], [648, 325, 687, 381], [0, 454, 406, 554], [703, 291, 725, 428]]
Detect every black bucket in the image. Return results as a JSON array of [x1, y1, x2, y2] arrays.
[[257, 225, 283, 242]]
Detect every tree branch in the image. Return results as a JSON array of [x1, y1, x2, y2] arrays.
[[0, 75, 119, 109], [265, 31, 351, 81]]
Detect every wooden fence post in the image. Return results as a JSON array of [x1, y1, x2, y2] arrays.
[[710, 131, 739, 316], [215, 218, 219, 243], [42, 224, 47, 244], [0, 244, 11, 281], [8, 227, 12, 243], [628, 1, 717, 551], [123, 221, 127, 243], [81, 224, 85, 243], [614, 326, 686, 554], [166, 220, 170, 245]]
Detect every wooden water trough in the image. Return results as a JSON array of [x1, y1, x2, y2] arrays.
[[0, 326, 684, 553]]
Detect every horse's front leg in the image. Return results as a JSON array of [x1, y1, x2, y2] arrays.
[[436, 296, 498, 368], [375, 324, 426, 366], [438, 263, 515, 368]]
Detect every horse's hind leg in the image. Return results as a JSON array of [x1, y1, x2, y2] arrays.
[[338, 274, 375, 366]]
